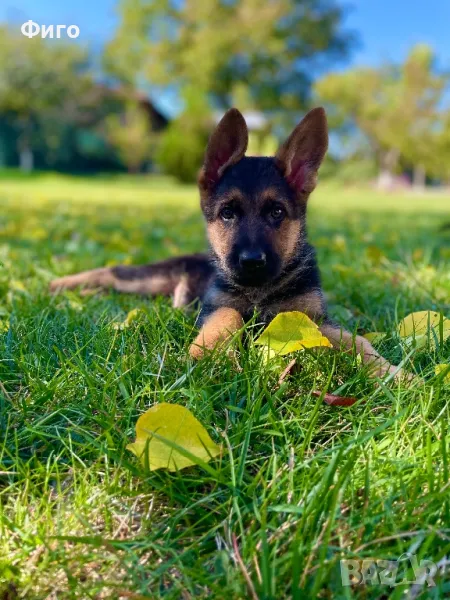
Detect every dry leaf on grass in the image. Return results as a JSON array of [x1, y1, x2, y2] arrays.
[[127, 403, 220, 471], [364, 310, 450, 351], [255, 311, 332, 357], [312, 390, 359, 407], [435, 364, 450, 382]]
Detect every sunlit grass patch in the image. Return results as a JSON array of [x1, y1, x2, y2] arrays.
[[1, 173, 450, 598]]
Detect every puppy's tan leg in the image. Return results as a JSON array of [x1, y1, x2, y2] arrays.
[[49, 267, 175, 297], [319, 323, 402, 379], [173, 276, 191, 309], [189, 307, 244, 360], [49, 268, 117, 293]]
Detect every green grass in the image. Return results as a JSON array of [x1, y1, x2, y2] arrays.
[[0, 172, 450, 599]]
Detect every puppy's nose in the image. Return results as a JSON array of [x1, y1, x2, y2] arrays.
[[239, 250, 267, 270]]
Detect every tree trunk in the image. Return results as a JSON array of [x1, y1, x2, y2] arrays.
[[19, 147, 34, 172], [127, 163, 140, 174], [377, 148, 400, 190], [413, 164, 426, 191], [18, 119, 34, 172]]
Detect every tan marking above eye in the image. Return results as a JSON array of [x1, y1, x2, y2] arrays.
[[260, 187, 281, 202], [218, 188, 245, 203], [215, 189, 245, 218]]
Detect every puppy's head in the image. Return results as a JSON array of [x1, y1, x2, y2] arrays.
[[199, 107, 328, 287]]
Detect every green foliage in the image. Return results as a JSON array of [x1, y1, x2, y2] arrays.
[[105, 101, 155, 172], [0, 27, 89, 115], [247, 132, 278, 157], [106, 0, 354, 113], [329, 157, 378, 185], [0, 26, 92, 169], [0, 174, 450, 596], [156, 120, 209, 182], [155, 90, 211, 182], [315, 44, 449, 185]]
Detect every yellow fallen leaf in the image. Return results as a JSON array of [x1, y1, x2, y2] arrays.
[[9, 280, 27, 293], [388, 232, 400, 244], [254, 311, 332, 356], [435, 364, 450, 382], [412, 248, 424, 261], [127, 403, 221, 471], [69, 299, 84, 312], [398, 311, 450, 350], [112, 308, 144, 330], [314, 236, 331, 248], [362, 232, 375, 242], [27, 227, 47, 241], [332, 265, 352, 275], [398, 310, 446, 336], [106, 256, 134, 267], [332, 234, 347, 251], [363, 332, 386, 344], [366, 246, 385, 265]]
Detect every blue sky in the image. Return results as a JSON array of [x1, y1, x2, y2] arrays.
[[347, 1, 450, 67], [2, 0, 449, 112]]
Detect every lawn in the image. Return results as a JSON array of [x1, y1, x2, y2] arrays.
[[0, 172, 450, 599]]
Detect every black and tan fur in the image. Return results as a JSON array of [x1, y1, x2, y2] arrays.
[[50, 107, 402, 378]]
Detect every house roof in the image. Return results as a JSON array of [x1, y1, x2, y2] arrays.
[[214, 110, 268, 131]]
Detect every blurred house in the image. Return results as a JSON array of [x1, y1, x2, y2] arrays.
[[214, 110, 278, 157], [0, 85, 169, 173]]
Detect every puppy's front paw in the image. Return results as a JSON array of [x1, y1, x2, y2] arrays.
[[189, 340, 208, 360], [189, 308, 244, 361], [189, 330, 224, 360], [382, 364, 403, 380], [374, 363, 415, 383]]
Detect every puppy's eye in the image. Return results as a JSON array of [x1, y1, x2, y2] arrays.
[[220, 206, 235, 221], [269, 206, 285, 220]]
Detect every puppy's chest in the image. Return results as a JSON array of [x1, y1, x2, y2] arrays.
[[208, 283, 287, 323], [240, 289, 275, 322], [205, 276, 325, 325]]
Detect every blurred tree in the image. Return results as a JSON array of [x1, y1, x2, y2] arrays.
[[105, 0, 354, 114], [0, 26, 91, 171], [315, 44, 448, 189], [429, 112, 450, 184], [397, 45, 447, 189], [104, 101, 155, 172], [155, 87, 211, 182]]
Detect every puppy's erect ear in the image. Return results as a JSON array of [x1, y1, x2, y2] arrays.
[[276, 107, 328, 197], [201, 108, 248, 190]]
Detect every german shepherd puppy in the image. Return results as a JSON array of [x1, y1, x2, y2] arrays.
[[50, 107, 401, 378]]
